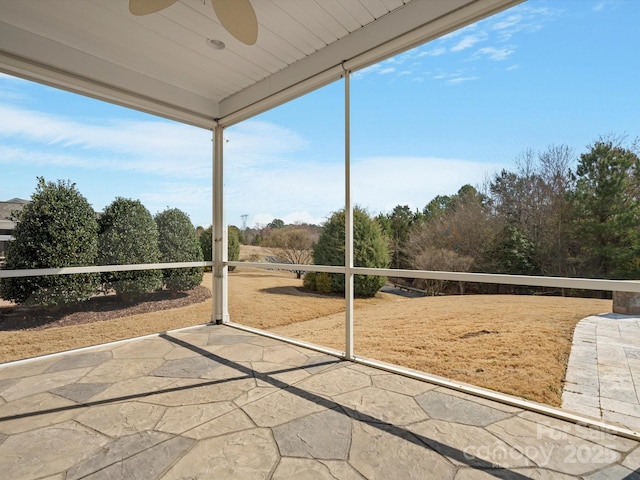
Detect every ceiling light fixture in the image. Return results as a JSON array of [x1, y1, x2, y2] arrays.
[[207, 39, 226, 50]]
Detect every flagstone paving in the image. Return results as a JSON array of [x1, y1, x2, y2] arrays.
[[1, 324, 639, 479], [564, 314, 640, 435]]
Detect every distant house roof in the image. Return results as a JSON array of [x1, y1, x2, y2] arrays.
[[0, 199, 29, 221]]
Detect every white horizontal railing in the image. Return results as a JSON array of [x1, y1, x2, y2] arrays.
[[0, 261, 212, 279], [228, 261, 344, 274], [228, 260, 640, 293], [4, 259, 639, 292]]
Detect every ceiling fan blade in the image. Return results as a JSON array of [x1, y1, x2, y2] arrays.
[[129, 0, 178, 16], [211, 0, 258, 46]]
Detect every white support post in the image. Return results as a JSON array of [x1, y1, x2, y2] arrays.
[[213, 124, 229, 324], [344, 69, 354, 360]]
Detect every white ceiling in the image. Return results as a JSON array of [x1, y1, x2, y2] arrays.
[[0, 0, 522, 129]]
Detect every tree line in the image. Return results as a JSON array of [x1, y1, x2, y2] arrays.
[[377, 137, 640, 295]]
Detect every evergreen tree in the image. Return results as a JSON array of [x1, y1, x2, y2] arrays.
[[571, 139, 640, 279], [377, 205, 420, 270], [313, 207, 390, 297]]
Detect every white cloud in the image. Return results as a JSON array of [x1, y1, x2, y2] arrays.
[[138, 182, 213, 226], [224, 156, 344, 228], [492, 14, 523, 31], [352, 2, 562, 84], [450, 32, 488, 52], [0, 145, 96, 169], [224, 153, 506, 228], [448, 76, 479, 85], [428, 69, 478, 84], [225, 120, 308, 164], [352, 63, 398, 79], [0, 104, 212, 178], [592, 1, 618, 12], [418, 47, 447, 57], [140, 182, 212, 207], [506, 64, 521, 71], [0, 103, 312, 181], [440, 23, 478, 41], [473, 46, 515, 61], [490, 5, 561, 41], [351, 156, 505, 215], [282, 211, 327, 225], [0, 98, 319, 227]]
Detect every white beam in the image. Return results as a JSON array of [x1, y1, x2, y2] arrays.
[[213, 124, 229, 324], [344, 70, 354, 360]]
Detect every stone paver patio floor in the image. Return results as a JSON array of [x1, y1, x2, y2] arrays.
[[564, 314, 640, 436], [1, 324, 639, 479]]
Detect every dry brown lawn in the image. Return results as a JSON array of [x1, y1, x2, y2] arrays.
[[267, 292, 611, 406], [0, 247, 611, 406]]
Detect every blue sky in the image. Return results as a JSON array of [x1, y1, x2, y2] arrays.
[[1, 0, 638, 229]]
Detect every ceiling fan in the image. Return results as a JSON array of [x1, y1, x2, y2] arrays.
[[129, 0, 258, 45]]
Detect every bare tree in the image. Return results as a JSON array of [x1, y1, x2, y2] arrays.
[[489, 145, 576, 281], [263, 227, 314, 279], [405, 185, 495, 269], [403, 185, 492, 294], [411, 248, 474, 295]]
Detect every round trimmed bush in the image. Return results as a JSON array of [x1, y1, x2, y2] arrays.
[[98, 198, 162, 300], [0, 178, 99, 307], [155, 208, 203, 291]]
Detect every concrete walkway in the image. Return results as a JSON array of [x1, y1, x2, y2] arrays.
[[0, 324, 639, 479], [563, 314, 640, 435]]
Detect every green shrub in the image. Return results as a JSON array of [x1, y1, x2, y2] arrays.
[[0, 178, 99, 307], [98, 198, 162, 300], [303, 271, 316, 290], [315, 272, 333, 294], [313, 207, 390, 297], [155, 208, 203, 291], [303, 272, 331, 293]]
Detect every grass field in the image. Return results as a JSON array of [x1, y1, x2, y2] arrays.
[[0, 246, 611, 406]]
